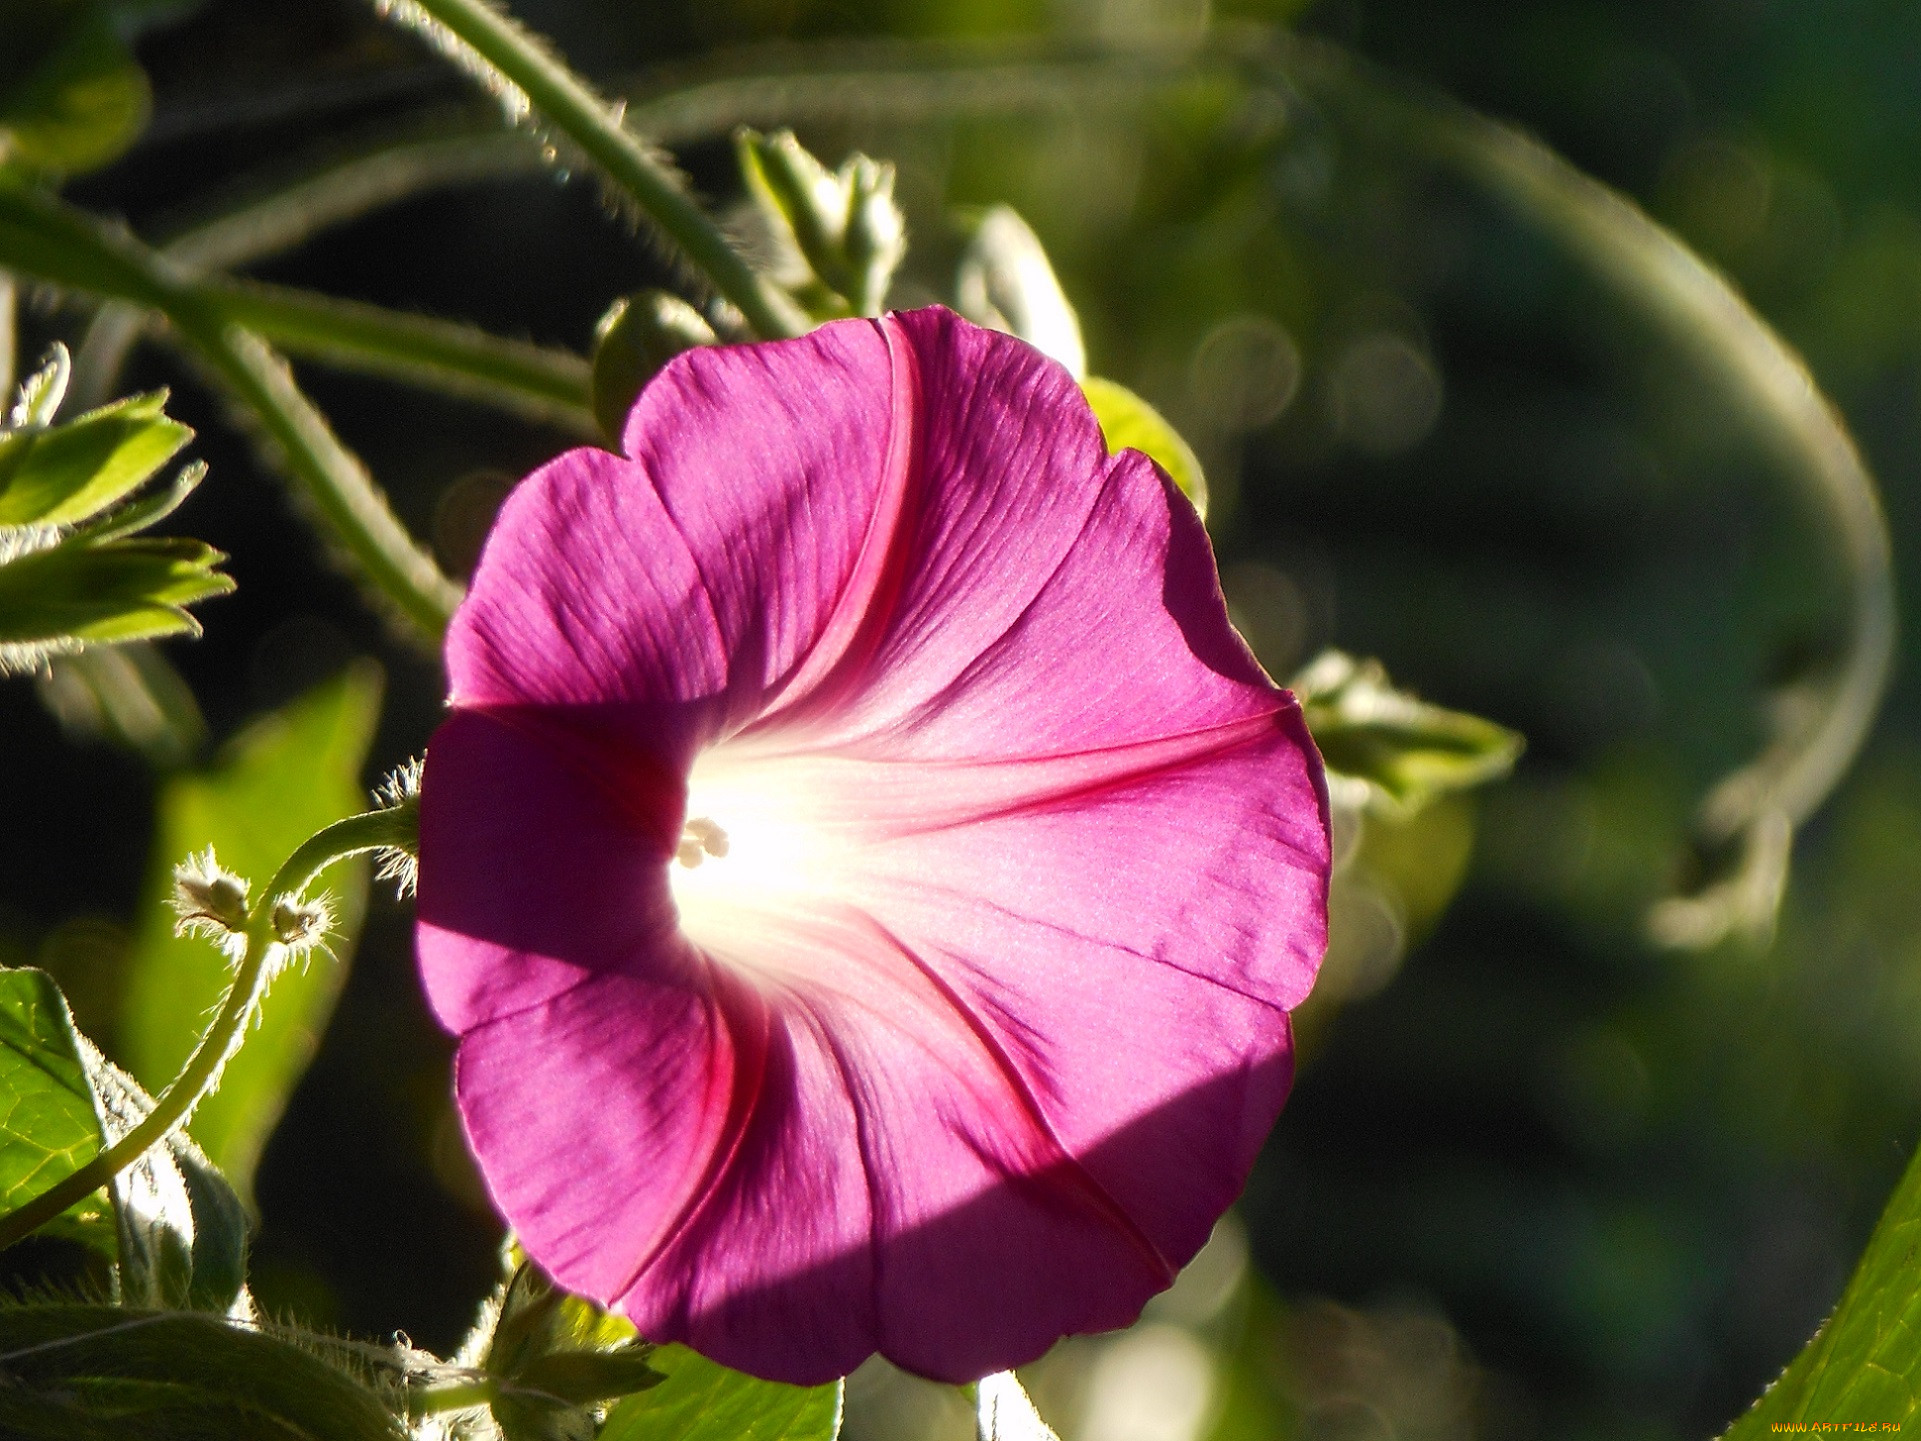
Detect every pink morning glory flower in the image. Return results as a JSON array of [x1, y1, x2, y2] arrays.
[[415, 306, 1330, 1385]]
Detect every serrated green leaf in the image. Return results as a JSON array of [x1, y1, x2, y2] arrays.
[[0, 2, 150, 175], [1723, 1140, 1921, 1433], [1082, 376, 1208, 517], [1293, 649, 1523, 815], [600, 1345, 841, 1441], [0, 1304, 408, 1440], [0, 391, 189, 527], [120, 666, 383, 1202], [70, 459, 206, 544], [0, 536, 233, 650], [0, 967, 105, 1228]]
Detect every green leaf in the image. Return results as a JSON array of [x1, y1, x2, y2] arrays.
[[0, 2, 150, 176], [1293, 649, 1523, 816], [0, 381, 227, 675], [600, 1345, 841, 1441], [0, 966, 246, 1310], [71, 458, 206, 544], [0, 390, 189, 527], [0, 1304, 408, 1441], [1081, 376, 1208, 518], [1724, 1138, 1921, 1432], [0, 967, 109, 1239], [120, 665, 384, 1201], [0, 536, 234, 655]]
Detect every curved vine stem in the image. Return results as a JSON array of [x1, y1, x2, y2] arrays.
[[1258, 33, 1896, 944], [0, 809, 416, 1254]]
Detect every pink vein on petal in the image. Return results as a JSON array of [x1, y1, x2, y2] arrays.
[[756, 317, 922, 731]]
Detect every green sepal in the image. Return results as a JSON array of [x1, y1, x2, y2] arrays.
[[0, 1, 151, 176], [1293, 649, 1523, 815], [737, 128, 905, 320], [0, 1303, 408, 1440], [0, 390, 190, 528], [590, 291, 716, 445], [1081, 376, 1208, 518], [467, 1259, 662, 1441], [0, 535, 234, 651]]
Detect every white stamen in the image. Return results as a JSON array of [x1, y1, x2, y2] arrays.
[[676, 816, 730, 868]]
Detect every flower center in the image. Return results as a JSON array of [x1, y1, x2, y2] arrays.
[[675, 817, 730, 868], [666, 743, 870, 982]]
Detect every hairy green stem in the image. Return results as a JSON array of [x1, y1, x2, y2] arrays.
[[71, 259, 594, 440], [408, 1375, 502, 1418], [205, 276, 594, 431], [0, 180, 461, 639], [0, 809, 414, 1254], [71, 131, 552, 410], [381, 0, 809, 339], [200, 328, 464, 638]]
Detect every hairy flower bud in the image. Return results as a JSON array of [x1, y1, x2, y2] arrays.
[[169, 847, 250, 959], [270, 894, 332, 956]]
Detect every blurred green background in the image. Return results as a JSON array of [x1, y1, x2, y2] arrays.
[[8, 0, 1921, 1437]]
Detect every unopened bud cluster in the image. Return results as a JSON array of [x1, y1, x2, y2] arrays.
[[737, 129, 907, 320]]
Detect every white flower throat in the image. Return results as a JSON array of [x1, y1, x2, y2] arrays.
[[665, 743, 871, 981]]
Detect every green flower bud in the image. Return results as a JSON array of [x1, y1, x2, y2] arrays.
[[590, 291, 717, 445]]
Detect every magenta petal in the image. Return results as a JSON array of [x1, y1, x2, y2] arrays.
[[417, 307, 1331, 1385], [445, 318, 909, 751]]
